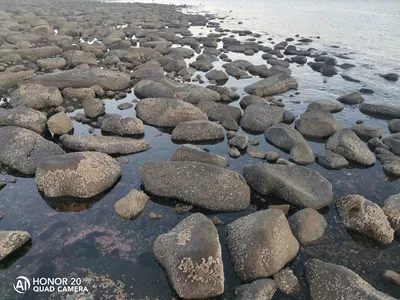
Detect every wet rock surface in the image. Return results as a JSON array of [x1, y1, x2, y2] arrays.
[[226, 209, 299, 282], [336, 194, 394, 245], [60, 135, 150, 155], [140, 161, 250, 211], [306, 259, 396, 300], [154, 213, 224, 299], [244, 164, 333, 209], [0, 126, 65, 174], [0, 231, 31, 261]]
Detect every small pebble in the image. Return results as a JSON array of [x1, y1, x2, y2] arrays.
[[265, 151, 280, 162], [8, 178, 16, 183], [356, 120, 363, 124], [210, 216, 224, 226], [149, 212, 163, 220]]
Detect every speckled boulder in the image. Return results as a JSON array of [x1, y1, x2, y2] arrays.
[[114, 189, 149, 220], [235, 279, 277, 300], [154, 213, 224, 299], [101, 114, 144, 136], [244, 164, 332, 209], [0, 106, 47, 134], [10, 84, 63, 110], [306, 259, 396, 300], [171, 120, 224, 142], [0, 126, 65, 174], [288, 208, 327, 245], [136, 98, 207, 127], [327, 129, 376, 166], [36, 152, 122, 198], [226, 209, 299, 282], [140, 161, 250, 211], [336, 194, 394, 245], [171, 144, 227, 168], [60, 135, 150, 155], [382, 194, 400, 234], [0, 231, 31, 261]]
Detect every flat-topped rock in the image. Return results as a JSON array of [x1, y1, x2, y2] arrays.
[[136, 98, 207, 127], [306, 99, 344, 113], [295, 110, 343, 139], [0, 231, 31, 261], [171, 120, 224, 142], [154, 213, 224, 299], [140, 161, 250, 211], [36, 152, 122, 198], [0, 106, 47, 134], [244, 164, 332, 209], [10, 84, 63, 110], [306, 259, 396, 300], [244, 73, 298, 96], [20, 68, 131, 91], [134, 77, 220, 104], [171, 144, 227, 168], [60, 135, 150, 155], [0, 126, 65, 175], [359, 103, 400, 119], [101, 114, 144, 136], [240, 104, 285, 133]]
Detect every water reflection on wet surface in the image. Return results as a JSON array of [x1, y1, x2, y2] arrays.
[[1, 18, 400, 300]]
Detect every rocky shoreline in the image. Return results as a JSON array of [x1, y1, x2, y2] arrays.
[[0, 0, 399, 299]]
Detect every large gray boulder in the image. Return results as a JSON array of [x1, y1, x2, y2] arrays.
[[317, 150, 349, 169], [60, 135, 150, 155], [63, 50, 98, 67], [382, 194, 400, 234], [326, 129, 376, 166], [0, 231, 31, 261], [337, 91, 364, 104], [240, 104, 285, 133], [306, 259, 397, 300], [244, 164, 332, 209], [0, 70, 34, 89], [134, 77, 220, 104], [10, 84, 63, 110], [264, 123, 314, 165], [20, 68, 130, 91], [0, 106, 47, 134], [37, 57, 67, 70], [306, 99, 344, 113], [336, 194, 394, 245], [136, 98, 207, 127], [62, 87, 96, 102], [197, 100, 241, 123], [171, 120, 224, 142], [154, 213, 224, 299], [171, 144, 227, 168], [226, 209, 299, 282], [140, 161, 250, 211], [383, 134, 400, 156], [101, 115, 144, 136], [244, 73, 298, 96], [235, 279, 277, 300], [36, 152, 122, 198], [359, 103, 400, 119], [295, 110, 343, 139], [0, 126, 65, 174]]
